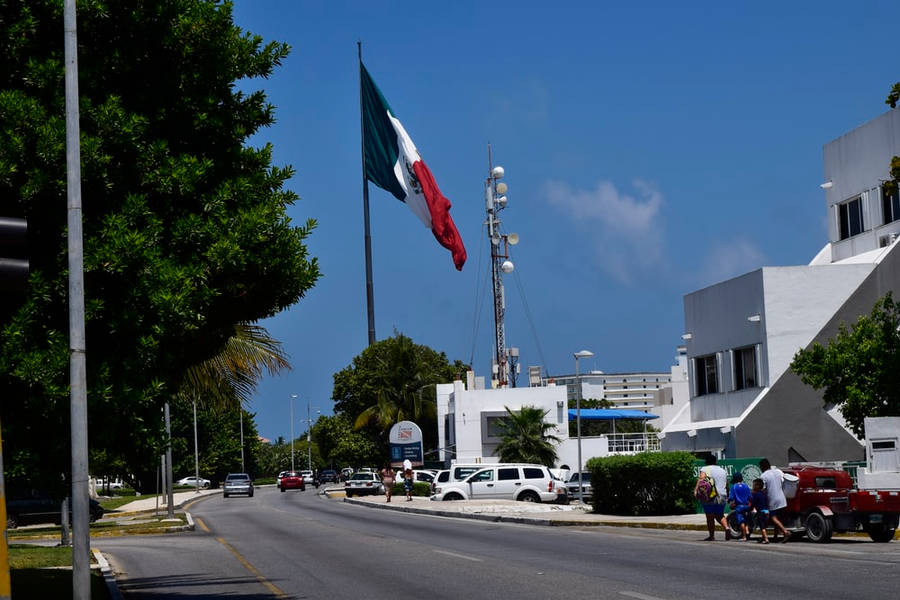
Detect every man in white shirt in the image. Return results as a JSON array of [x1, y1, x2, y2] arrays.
[[698, 456, 729, 540], [759, 458, 789, 542]]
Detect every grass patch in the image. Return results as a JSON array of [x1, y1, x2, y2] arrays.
[[8, 545, 82, 569], [254, 477, 276, 485], [98, 495, 144, 511], [11, 569, 108, 599]]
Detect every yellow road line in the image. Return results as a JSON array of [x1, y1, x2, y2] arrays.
[[195, 517, 210, 533], [215, 536, 287, 599]]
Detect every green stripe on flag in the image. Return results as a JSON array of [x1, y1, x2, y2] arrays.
[[361, 63, 406, 202]]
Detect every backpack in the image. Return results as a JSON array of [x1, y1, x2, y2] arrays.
[[695, 473, 719, 504]]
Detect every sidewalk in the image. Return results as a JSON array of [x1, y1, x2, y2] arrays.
[[324, 487, 709, 531], [98, 488, 220, 521]]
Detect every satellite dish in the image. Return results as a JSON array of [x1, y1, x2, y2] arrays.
[[495, 182, 508, 195], [491, 166, 505, 179], [507, 233, 519, 245], [501, 260, 514, 273]]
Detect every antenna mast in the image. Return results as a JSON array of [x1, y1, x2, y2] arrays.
[[484, 146, 518, 388]]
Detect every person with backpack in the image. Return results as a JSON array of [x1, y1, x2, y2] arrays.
[[696, 455, 729, 541]]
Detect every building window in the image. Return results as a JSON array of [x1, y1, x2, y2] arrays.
[[695, 355, 718, 396], [733, 346, 757, 390], [884, 186, 900, 225], [839, 197, 864, 240]]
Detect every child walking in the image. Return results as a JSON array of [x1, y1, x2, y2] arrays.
[[750, 478, 771, 544], [727, 473, 752, 541]]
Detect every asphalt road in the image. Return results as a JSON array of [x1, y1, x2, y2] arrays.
[[95, 486, 900, 599]]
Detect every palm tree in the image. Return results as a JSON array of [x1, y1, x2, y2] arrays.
[[493, 405, 560, 466], [352, 333, 440, 432], [177, 322, 291, 408]]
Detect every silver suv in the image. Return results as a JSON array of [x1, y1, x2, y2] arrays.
[[223, 473, 254, 498], [431, 464, 568, 503]]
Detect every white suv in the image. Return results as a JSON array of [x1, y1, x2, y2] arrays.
[[431, 464, 567, 504]]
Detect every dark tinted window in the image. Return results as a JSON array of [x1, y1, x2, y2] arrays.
[[437, 471, 449, 482], [814, 477, 836, 488], [523, 468, 544, 479], [469, 469, 493, 482], [498, 468, 519, 481], [454, 467, 479, 480]]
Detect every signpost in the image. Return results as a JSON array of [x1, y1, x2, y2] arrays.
[[389, 421, 424, 468]]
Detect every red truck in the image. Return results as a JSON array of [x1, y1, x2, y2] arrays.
[[727, 465, 900, 543]]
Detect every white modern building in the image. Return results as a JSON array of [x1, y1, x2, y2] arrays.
[[435, 371, 659, 468], [660, 109, 900, 464]]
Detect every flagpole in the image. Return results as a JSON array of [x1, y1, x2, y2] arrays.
[[358, 41, 376, 346]]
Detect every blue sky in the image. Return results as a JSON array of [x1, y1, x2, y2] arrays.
[[230, 1, 900, 442]]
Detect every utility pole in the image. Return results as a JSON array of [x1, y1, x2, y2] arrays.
[[165, 402, 174, 518], [64, 1, 90, 597]]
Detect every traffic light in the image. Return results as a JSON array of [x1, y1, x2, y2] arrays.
[[0, 216, 28, 292]]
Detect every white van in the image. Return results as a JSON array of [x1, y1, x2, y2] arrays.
[[431, 463, 568, 504]]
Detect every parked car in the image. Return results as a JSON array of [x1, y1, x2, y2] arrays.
[[344, 472, 384, 497], [223, 473, 254, 498], [280, 471, 306, 493], [431, 464, 568, 504], [176, 476, 211, 489], [6, 492, 104, 529], [319, 469, 339, 483], [566, 471, 592, 501]]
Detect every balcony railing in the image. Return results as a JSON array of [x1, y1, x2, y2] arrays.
[[606, 432, 661, 454]]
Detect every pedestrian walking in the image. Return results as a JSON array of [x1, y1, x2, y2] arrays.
[[380, 464, 396, 502], [403, 466, 414, 501], [697, 455, 729, 541], [727, 473, 752, 541], [750, 478, 770, 544], [759, 458, 790, 542]]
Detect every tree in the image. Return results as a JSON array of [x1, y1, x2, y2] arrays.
[[791, 293, 900, 437], [883, 85, 900, 199], [0, 1, 319, 490], [492, 405, 560, 466], [312, 414, 380, 469], [332, 332, 467, 458]]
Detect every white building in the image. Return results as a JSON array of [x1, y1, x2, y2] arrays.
[[660, 109, 900, 464], [435, 371, 657, 468]]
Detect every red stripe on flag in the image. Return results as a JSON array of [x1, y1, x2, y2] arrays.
[[412, 160, 467, 270]]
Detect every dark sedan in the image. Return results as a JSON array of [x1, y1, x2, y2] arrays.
[[6, 492, 104, 529], [319, 469, 339, 483], [280, 471, 306, 492]]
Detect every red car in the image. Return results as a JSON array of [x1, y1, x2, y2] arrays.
[[280, 471, 306, 492]]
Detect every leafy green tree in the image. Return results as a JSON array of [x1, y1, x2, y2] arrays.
[[0, 1, 319, 490], [791, 293, 900, 437], [492, 405, 560, 466], [312, 414, 380, 469], [332, 332, 466, 457]]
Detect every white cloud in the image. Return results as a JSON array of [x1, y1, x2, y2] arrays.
[[542, 178, 665, 284], [697, 239, 766, 287]]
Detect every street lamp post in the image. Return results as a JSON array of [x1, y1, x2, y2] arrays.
[[306, 402, 320, 472], [290, 394, 298, 472], [573, 349, 594, 504]]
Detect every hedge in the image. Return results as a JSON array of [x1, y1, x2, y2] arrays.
[[587, 451, 696, 516]]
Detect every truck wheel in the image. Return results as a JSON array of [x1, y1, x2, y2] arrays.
[[442, 492, 464, 501], [805, 512, 833, 543], [517, 491, 540, 503], [868, 525, 896, 543]]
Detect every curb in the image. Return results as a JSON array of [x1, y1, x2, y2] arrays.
[[92, 549, 124, 600]]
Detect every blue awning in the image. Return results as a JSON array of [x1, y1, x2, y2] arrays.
[[568, 408, 659, 421]]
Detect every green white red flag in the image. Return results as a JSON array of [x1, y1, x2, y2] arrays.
[[360, 62, 467, 270]]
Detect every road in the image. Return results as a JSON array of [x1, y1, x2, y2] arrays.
[[96, 487, 900, 599]]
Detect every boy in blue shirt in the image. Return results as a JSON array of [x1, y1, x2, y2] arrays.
[[728, 473, 752, 541]]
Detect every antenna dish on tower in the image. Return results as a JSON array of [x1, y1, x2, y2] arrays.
[[507, 233, 519, 245]]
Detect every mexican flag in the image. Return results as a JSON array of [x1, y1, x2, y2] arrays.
[[360, 62, 467, 271]]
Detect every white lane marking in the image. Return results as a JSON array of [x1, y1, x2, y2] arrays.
[[620, 591, 667, 600], [433, 549, 483, 562]]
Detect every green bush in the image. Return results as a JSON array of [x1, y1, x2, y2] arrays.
[[390, 481, 431, 497], [587, 451, 696, 516]]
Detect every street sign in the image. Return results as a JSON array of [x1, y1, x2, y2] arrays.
[[389, 421, 423, 468]]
